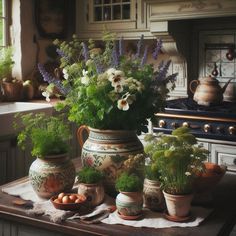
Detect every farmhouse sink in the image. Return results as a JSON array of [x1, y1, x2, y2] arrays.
[[0, 102, 53, 136]]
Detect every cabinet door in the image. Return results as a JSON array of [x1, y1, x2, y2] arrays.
[[76, 0, 138, 38], [211, 144, 236, 172]]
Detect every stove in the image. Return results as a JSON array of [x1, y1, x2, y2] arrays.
[[154, 98, 236, 141]]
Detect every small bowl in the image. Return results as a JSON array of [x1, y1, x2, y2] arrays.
[[50, 193, 87, 211], [193, 162, 226, 194]]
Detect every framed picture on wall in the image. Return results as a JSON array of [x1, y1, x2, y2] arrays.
[[35, 0, 67, 39]]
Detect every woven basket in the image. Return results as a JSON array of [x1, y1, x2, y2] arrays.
[[2, 81, 23, 101]]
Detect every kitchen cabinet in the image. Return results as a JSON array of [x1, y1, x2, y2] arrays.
[[76, 0, 152, 40]]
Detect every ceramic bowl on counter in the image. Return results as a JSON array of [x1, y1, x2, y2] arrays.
[[50, 193, 87, 210]]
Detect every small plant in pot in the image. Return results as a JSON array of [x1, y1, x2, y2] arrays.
[[76, 166, 104, 207], [144, 127, 209, 221], [115, 172, 143, 220], [142, 156, 165, 212], [15, 112, 75, 199]]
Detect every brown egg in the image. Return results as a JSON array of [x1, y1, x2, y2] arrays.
[[75, 198, 82, 204], [54, 198, 62, 204], [69, 194, 78, 203], [62, 195, 71, 204], [58, 192, 65, 200]]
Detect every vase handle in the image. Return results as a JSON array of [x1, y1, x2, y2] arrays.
[[77, 125, 90, 147]]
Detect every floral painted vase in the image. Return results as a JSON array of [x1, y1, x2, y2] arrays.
[[77, 182, 104, 207], [29, 154, 76, 199], [143, 178, 165, 212], [77, 126, 144, 196], [116, 191, 143, 219]]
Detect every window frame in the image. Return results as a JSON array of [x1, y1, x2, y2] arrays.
[[1, 0, 11, 47]]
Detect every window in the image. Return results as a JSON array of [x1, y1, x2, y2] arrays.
[[0, 0, 10, 47]]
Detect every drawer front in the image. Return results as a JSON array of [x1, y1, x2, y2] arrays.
[[218, 153, 236, 172]]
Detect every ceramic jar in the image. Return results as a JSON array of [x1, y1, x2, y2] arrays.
[[116, 191, 143, 219], [163, 191, 193, 219], [143, 178, 165, 212], [29, 154, 76, 199], [77, 126, 144, 196], [77, 182, 105, 207]]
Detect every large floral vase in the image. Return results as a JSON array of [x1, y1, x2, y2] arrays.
[[29, 154, 76, 199], [77, 126, 144, 196]]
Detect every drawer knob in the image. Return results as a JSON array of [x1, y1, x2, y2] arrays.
[[182, 122, 190, 128], [229, 126, 236, 135], [159, 120, 166, 128], [204, 124, 212, 133], [171, 122, 178, 129]]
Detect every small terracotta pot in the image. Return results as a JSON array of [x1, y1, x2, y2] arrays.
[[163, 191, 193, 218], [143, 178, 165, 212], [116, 191, 143, 218], [77, 182, 104, 207]]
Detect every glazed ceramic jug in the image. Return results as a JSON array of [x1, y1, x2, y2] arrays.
[[189, 76, 232, 106], [77, 126, 144, 196]]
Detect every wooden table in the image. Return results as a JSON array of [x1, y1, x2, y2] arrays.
[[0, 173, 236, 236]]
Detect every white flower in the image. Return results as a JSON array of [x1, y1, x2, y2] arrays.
[[114, 84, 123, 93], [107, 69, 125, 87], [117, 98, 129, 111], [185, 172, 191, 176], [42, 91, 50, 102], [81, 69, 89, 85], [62, 68, 69, 80]]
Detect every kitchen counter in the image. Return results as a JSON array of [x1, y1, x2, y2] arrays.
[[0, 171, 236, 236]]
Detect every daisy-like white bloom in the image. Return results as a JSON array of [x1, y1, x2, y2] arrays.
[[114, 84, 123, 93], [81, 69, 89, 85], [107, 69, 125, 87], [185, 172, 191, 176], [42, 91, 51, 102], [62, 68, 69, 80], [117, 98, 129, 111], [106, 68, 116, 76]]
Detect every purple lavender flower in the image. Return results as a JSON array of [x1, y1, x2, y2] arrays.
[[38, 63, 71, 95], [82, 42, 89, 61], [155, 60, 171, 82], [119, 37, 124, 56], [152, 39, 162, 60], [141, 45, 149, 67], [166, 72, 178, 83], [93, 57, 104, 74], [56, 48, 70, 62], [135, 34, 144, 58]]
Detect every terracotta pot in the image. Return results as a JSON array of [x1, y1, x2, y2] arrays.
[[143, 178, 165, 212], [77, 126, 144, 196], [77, 182, 104, 207], [29, 153, 76, 199], [2, 81, 23, 101], [116, 191, 143, 218], [163, 191, 193, 218]]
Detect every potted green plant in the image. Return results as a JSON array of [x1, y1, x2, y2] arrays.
[[0, 46, 23, 101], [144, 127, 209, 221], [76, 167, 104, 206], [115, 172, 143, 220], [15, 112, 75, 199], [143, 158, 165, 212], [38, 33, 177, 195]]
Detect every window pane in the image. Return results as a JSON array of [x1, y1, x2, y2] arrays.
[[122, 4, 130, 19], [112, 5, 121, 20], [104, 6, 111, 20], [94, 7, 102, 21]]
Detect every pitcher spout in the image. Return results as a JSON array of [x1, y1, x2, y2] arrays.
[[222, 78, 233, 93]]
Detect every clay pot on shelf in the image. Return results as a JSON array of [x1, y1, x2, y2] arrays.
[[163, 191, 193, 222]]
